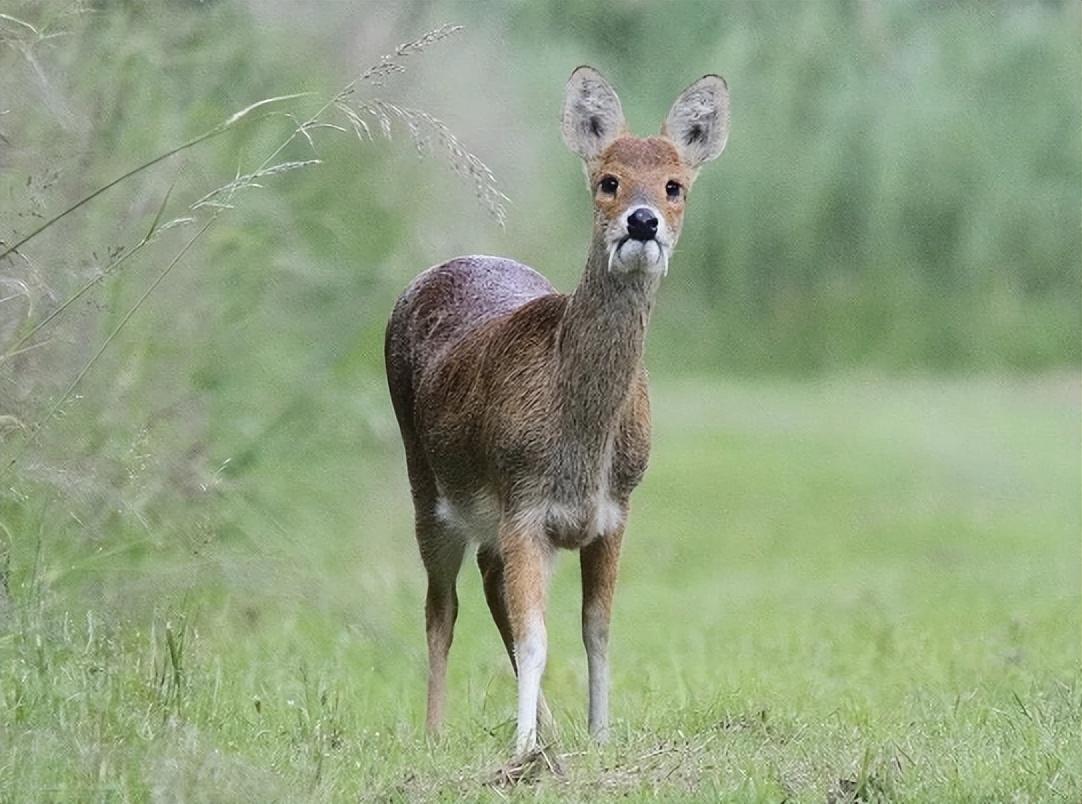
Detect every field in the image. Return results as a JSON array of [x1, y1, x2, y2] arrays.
[[1, 2, 1079, 801], [2, 374, 1078, 801]]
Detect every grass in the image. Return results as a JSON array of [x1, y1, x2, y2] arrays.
[[1, 373, 1078, 801]]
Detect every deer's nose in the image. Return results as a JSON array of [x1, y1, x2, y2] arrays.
[[626, 207, 658, 241]]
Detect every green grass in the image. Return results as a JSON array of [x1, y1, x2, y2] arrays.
[[1, 374, 1078, 801]]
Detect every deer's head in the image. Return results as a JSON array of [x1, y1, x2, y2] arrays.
[[561, 66, 730, 277]]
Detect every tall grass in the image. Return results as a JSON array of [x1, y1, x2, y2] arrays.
[[0, 2, 503, 524], [0, 5, 513, 791]]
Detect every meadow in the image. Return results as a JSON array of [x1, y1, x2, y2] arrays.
[[1, 1, 1079, 801], [2, 375, 1078, 800]]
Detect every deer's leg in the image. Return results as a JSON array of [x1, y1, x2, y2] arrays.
[[499, 519, 552, 755], [418, 517, 467, 735], [477, 544, 556, 737], [477, 544, 517, 668], [580, 527, 623, 742]]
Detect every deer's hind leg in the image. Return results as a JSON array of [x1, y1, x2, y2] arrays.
[[417, 510, 467, 735], [477, 545, 517, 669], [393, 406, 466, 735]]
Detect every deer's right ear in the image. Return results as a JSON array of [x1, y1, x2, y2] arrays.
[[561, 66, 626, 161], [663, 74, 730, 168]]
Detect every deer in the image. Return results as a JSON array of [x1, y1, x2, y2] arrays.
[[384, 66, 729, 756]]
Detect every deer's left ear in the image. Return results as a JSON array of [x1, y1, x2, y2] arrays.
[[663, 75, 730, 168], [562, 66, 626, 161]]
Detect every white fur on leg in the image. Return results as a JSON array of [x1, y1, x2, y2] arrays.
[[583, 604, 610, 741], [514, 613, 547, 754]]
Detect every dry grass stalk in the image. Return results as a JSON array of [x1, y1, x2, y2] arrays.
[[1, 21, 507, 482]]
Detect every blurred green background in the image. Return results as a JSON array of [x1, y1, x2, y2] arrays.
[[0, 0, 1079, 799]]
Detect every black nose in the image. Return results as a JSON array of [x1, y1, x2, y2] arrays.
[[626, 207, 658, 241]]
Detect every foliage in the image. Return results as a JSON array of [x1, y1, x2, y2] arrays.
[[477, 0, 1082, 372]]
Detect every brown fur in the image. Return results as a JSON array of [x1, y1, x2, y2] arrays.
[[591, 136, 694, 237]]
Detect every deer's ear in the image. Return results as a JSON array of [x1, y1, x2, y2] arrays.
[[663, 75, 730, 168], [561, 66, 626, 161]]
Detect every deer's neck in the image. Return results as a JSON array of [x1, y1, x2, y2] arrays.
[[552, 233, 659, 498]]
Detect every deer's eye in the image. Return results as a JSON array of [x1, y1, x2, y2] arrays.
[[599, 176, 619, 194], [666, 180, 682, 199]]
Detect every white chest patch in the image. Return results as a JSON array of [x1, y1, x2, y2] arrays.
[[589, 497, 625, 538], [529, 494, 625, 548], [434, 486, 625, 548]]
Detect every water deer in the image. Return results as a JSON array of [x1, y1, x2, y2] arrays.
[[385, 66, 729, 755]]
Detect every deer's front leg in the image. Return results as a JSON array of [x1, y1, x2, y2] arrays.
[[580, 527, 623, 742], [500, 515, 553, 755]]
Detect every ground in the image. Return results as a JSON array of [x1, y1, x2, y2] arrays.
[[1, 374, 1078, 801]]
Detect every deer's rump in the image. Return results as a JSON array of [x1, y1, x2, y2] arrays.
[[384, 255, 562, 492], [385, 255, 556, 403]]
